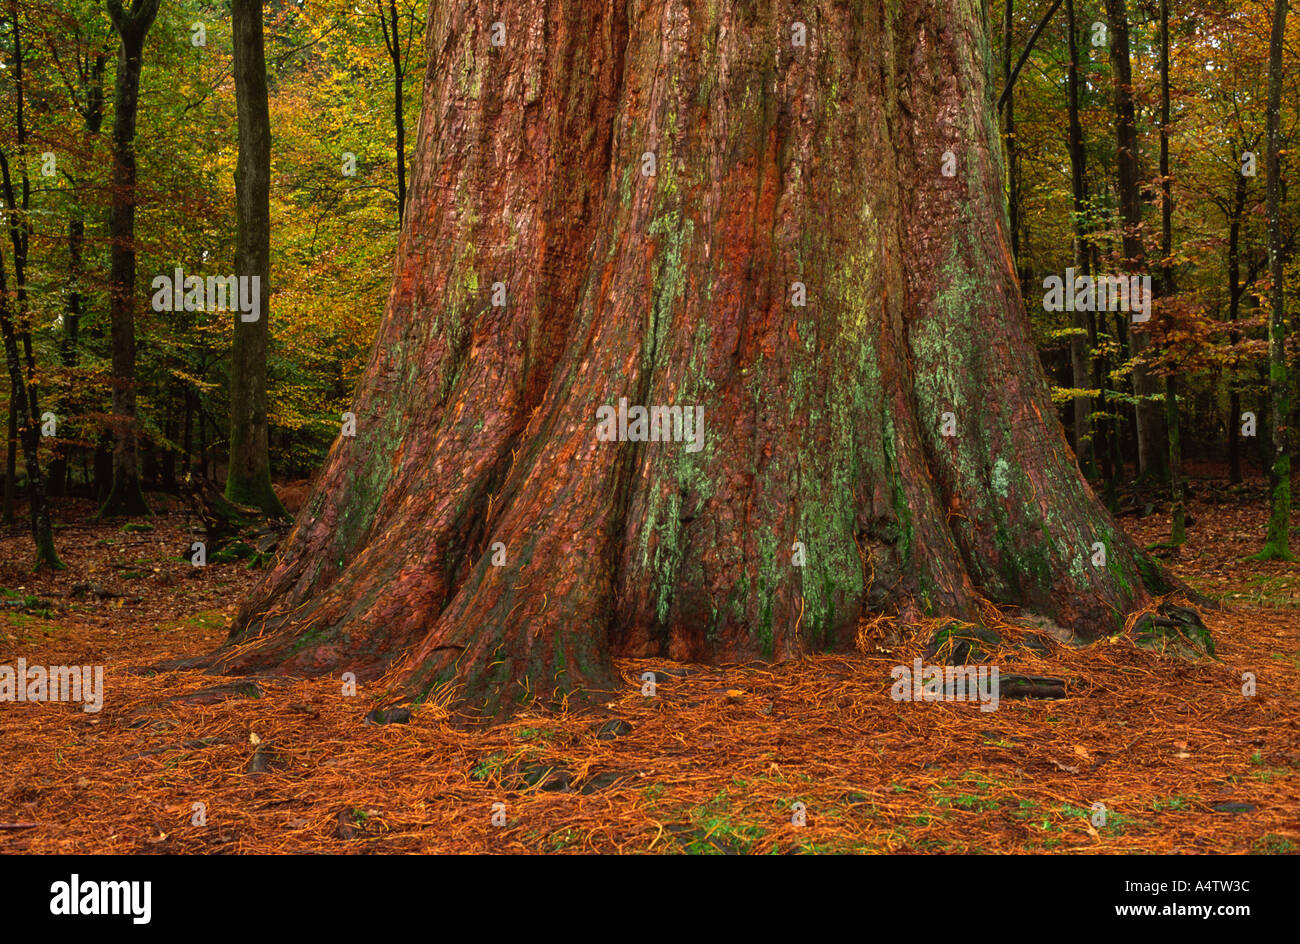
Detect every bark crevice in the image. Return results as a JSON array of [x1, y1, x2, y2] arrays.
[[208, 0, 1177, 718]]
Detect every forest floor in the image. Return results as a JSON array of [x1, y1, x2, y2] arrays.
[[1, 467, 1297, 854]]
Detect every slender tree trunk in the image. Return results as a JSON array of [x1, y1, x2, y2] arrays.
[[1165, 374, 1184, 539], [45, 455, 65, 500], [61, 212, 84, 366], [161, 404, 177, 491], [195, 0, 1185, 718], [52, 53, 105, 498], [225, 0, 287, 517], [1158, 0, 1184, 544], [182, 387, 193, 478], [0, 1, 60, 566], [100, 0, 159, 517], [1227, 169, 1247, 484], [1105, 0, 1167, 485], [1064, 0, 1094, 477], [1257, 0, 1292, 560], [197, 406, 209, 481], [379, 0, 408, 220], [1002, 0, 1020, 268], [93, 438, 111, 499], [1113, 308, 1133, 471], [48, 211, 85, 499], [0, 245, 62, 568], [3, 386, 15, 523], [62, 48, 104, 371]]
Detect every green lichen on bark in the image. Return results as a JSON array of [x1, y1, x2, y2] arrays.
[[219, 0, 1192, 714]]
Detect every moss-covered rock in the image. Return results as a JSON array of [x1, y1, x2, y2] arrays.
[[211, 540, 256, 564], [924, 621, 1001, 665], [1133, 604, 1215, 660]]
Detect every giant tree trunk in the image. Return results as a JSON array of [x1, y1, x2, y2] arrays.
[[100, 0, 159, 518], [217, 0, 1172, 717], [226, 0, 288, 518]]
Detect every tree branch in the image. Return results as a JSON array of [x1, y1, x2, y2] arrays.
[[998, 0, 1067, 113]]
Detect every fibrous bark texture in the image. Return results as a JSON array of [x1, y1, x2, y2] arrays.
[[217, 0, 1167, 717]]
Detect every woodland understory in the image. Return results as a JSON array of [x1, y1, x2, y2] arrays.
[[0, 471, 1295, 853]]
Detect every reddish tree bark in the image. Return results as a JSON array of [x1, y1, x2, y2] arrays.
[[214, 0, 1176, 717]]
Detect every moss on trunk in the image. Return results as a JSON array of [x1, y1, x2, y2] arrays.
[[212, 0, 1177, 718]]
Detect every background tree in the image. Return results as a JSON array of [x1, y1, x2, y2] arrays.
[[1064, 0, 1096, 480], [227, 0, 288, 517], [44, 10, 109, 498], [374, 0, 420, 222], [99, 0, 159, 517], [1003, 0, 1021, 270], [0, 236, 61, 568], [1158, 0, 1186, 545], [1257, 0, 1292, 561], [0, 0, 61, 567], [1, 0, 30, 531], [1104, 0, 1168, 485]]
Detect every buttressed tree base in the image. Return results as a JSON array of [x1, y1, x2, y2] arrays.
[[209, 0, 1181, 717]]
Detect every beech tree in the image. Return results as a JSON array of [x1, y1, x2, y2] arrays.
[[0, 0, 61, 568], [1063, 0, 1094, 482], [1103, 0, 1167, 485], [227, 0, 288, 517], [1257, 0, 1292, 561], [210, 0, 1183, 717], [1157, 0, 1185, 546], [374, 0, 419, 222], [100, 0, 159, 517]]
